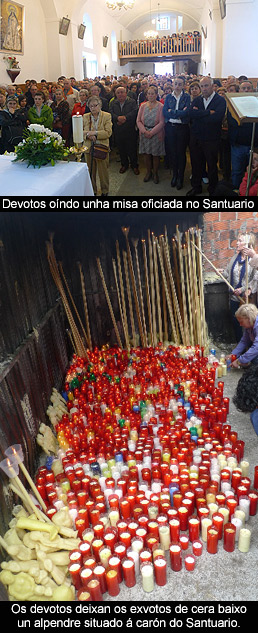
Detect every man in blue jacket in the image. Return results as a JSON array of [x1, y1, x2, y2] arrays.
[[163, 76, 191, 190], [187, 76, 226, 196]]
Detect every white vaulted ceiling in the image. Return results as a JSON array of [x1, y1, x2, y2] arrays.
[[98, 0, 207, 32]]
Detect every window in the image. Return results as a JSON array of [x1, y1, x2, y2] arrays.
[[155, 61, 174, 75], [156, 16, 170, 31], [83, 53, 98, 79], [111, 31, 117, 62], [83, 13, 93, 49]]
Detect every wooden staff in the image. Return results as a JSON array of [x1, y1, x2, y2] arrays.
[[191, 241, 246, 305], [156, 240, 178, 343], [96, 257, 123, 348], [116, 240, 129, 348], [176, 226, 190, 345], [122, 227, 145, 347], [152, 233, 163, 342], [112, 258, 130, 350], [245, 233, 250, 304], [142, 239, 153, 346], [148, 229, 157, 347], [122, 250, 136, 347], [162, 236, 185, 344], [162, 236, 180, 343], [172, 237, 183, 319], [190, 229, 202, 346], [132, 237, 148, 347], [59, 261, 89, 347], [183, 240, 194, 346], [186, 231, 196, 344], [196, 229, 207, 347], [159, 237, 168, 342], [78, 262, 92, 351], [47, 238, 88, 358]]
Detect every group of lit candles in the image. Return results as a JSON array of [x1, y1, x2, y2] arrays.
[[31, 345, 258, 600]]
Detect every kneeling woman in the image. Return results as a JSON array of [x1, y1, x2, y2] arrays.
[[137, 85, 165, 184], [83, 96, 112, 196], [226, 304, 258, 367]]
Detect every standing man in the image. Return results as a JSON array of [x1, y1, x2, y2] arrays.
[[63, 78, 79, 113], [163, 75, 190, 190], [109, 86, 139, 175], [227, 80, 258, 188], [187, 76, 226, 195]]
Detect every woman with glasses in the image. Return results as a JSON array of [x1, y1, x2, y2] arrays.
[[83, 96, 112, 196]]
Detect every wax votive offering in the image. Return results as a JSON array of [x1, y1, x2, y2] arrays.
[[207, 526, 219, 554], [106, 569, 120, 596], [192, 540, 203, 556], [169, 544, 182, 571], [122, 558, 136, 587], [223, 523, 236, 552], [238, 528, 251, 553], [154, 557, 167, 586], [185, 555, 196, 571], [141, 562, 154, 592]]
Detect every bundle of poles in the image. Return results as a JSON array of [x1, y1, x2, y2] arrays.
[[97, 226, 209, 350]]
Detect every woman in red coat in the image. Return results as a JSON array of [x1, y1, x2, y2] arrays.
[[239, 149, 258, 196]]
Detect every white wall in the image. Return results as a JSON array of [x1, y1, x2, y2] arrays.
[[221, 0, 258, 77]]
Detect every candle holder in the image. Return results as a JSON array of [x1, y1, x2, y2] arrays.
[[69, 143, 87, 163]]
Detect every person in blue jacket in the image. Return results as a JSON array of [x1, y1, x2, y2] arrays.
[[227, 80, 258, 188], [187, 76, 226, 196], [163, 76, 190, 190], [226, 304, 258, 367]]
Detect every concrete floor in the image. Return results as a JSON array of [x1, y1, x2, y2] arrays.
[[104, 365, 258, 603]]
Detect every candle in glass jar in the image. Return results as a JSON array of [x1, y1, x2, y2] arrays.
[[158, 524, 170, 550], [179, 535, 189, 551], [122, 558, 136, 587], [218, 506, 230, 525], [234, 509, 246, 524], [106, 569, 120, 596], [93, 564, 107, 594], [185, 555, 196, 571], [188, 517, 200, 542], [154, 557, 167, 586], [178, 506, 189, 531], [119, 531, 131, 549], [147, 520, 159, 538], [92, 538, 104, 561], [239, 496, 250, 521], [169, 544, 182, 571], [201, 518, 212, 542], [238, 528, 251, 553], [109, 555, 122, 583], [231, 517, 242, 541], [109, 509, 120, 527], [254, 465, 258, 489], [120, 499, 131, 519], [140, 549, 152, 564], [114, 542, 127, 561], [141, 562, 154, 592], [240, 461, 249, 477], [80, 567, 93, 587], [68, 562, 82, 590], [131, 536, 144, 553], [248, 490, 258, 516], [192, 540, 203, 556], [223, 523, 236, 552], [207, 526, 219, 554], [212, 513, 224, 539], [79, 541, 91, 563], [77, 588, 91, 601], [99, 546, 112, 568], [127, 548, 140, 575]]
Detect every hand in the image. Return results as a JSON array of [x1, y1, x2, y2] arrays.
[[232, 359, 240, 368], [233, 288, 243, 296], [210, 110, 215, 114], [144, 130, 152, 138], [193, 106, 198, 110], [242, 247, 256, 258], [225, 354, 232, 361], [117, 115, 126, 125]]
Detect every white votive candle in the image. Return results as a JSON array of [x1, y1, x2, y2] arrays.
[[234, 509, 246, 524], [218, 506, 229, 525], [208, 503, 218, 519], [239, 497, 250, 521], [72, 115, 83, 143], [141, 562, 154, 592], [240, 461, 249, 477], [158, 525, 170, 551], [127, 548, 140, 575], [238, 528, 251, 553], [201, 518, 212, 542], [231, 517, 242, 541], [109, 510, 119, 527]]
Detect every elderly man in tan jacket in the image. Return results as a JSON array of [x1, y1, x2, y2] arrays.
[[83, 96, 112, 196]]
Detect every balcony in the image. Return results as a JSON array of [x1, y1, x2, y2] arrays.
[[118, 34, 201, 65]]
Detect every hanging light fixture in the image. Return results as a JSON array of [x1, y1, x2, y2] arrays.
[[144, 0, 158, 38], [106, 0, 135, 10]]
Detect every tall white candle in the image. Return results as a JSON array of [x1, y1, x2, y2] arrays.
[[127, 548, 140, 575], [72, 115, 83, 144], [158, 525, 170, 550], [238, 528, 251, 553], [234, 509, 246, 524], [109, 510, 119, 527], [201, 518, 212, 542], [239, 497, 250, 521], [141, 562, 154, 592], [231, 517, 242, 541], [240, 461, 249, 477]]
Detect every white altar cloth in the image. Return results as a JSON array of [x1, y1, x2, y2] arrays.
[[0, 155, 94, 196]]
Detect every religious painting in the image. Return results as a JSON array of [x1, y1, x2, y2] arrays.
[[219, 0, 226, 20], [0, 1, 24, 54], [59, 17, 70, 36], [78, 23, 86, 40]]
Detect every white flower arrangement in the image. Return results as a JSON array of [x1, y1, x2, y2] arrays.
[[14, 124, 69, 168]]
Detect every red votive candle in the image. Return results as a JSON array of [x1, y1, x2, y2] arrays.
[[154, 557, 167, 586], [145, 535, 159, 551], [83, 556, 96, 571], [136, 527, 148, 543], [185, 555, 196, 571], [68, 562, 82, 590], [114, 542, 127, 561], [147, 521, 159, 538], [179, 535, 189, 550], [169, 518, 180, 543], [89, 508, 100, 527], [87, 578, 103, 601], [248, 490, 258, 515], [77, 588, 91, 601], [192, 540, 203, 556], [92, 538, 104, 561], [231, 470, 242, 491], [108, 555, 123, 583], [254, 465, 258, 489], [46, 507, 57, 519], [79, 541, 91, 563], [106, 569, 120, 596], [117, 479, 127, 495], [93, 564, 108, 594], [169, 544, 182, 571], [212, 513, 224, 539], [80, 567, 93, 587], [139, 549, 152, 564], [173, 492, 183, 509], [226, 497, 238, 518], [178, 506, 189, 531], [241, 477, 251, 493], [69, 549, 82, 566], [128, 521, 138, 537], [119, 531, 131, 548], [207, 526, 219, 554], [104, 531, 116, 552], [77, 490, 88, 507], [75, 518, 86, 540], [188, 517, 200, 542], [120, 499, 131, 519], [117, 520, 128, 536], [223, 523, 236, 552], [93, 523, 105, 539], [122, 558, 136, 587]]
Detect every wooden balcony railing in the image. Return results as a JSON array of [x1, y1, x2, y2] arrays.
[[118, 34, 201, 60]]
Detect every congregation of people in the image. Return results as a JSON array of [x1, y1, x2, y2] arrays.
[[0, 71, 258, 196]]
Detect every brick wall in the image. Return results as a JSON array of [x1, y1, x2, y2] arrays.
[[202, 211, 258, 274]]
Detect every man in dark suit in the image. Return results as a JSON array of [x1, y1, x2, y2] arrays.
[[109, 86, 139, 174], [187, 76, 226, 195]]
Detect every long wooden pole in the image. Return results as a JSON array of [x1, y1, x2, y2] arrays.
[[183, 240, 194, 346], [176, 226, 190, 345], [116, 240, 129, 348], [148, 229, 157, 347], [196, 229, 207, 348], [96, 257, 123, 348], [172, 237, 183, 319], [132, 238, 148, 347], [123, 250, 136, 347], [152, 233, 163, 343], [186, 231, 196, 344], [162, 237, 185, 344], [191, 241, 246, 304], [59, 262, 89, 347], [190, 229, 202, 346], [159, 237, 168, 342], [156, 240, 178, 344], [122, 227, 145, 347], [112, 258, 130, 350], [78, 262, 92, 351], [142, 239, 153, 347]]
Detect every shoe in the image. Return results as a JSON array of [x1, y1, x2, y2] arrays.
[[171, 175, 177, 187], [119, 166, 128, 174], [143, 172, 152, 182], [202, 177, 209, 184], [176, 179, 183, 190], [153, 173, 159, 184], [133, 167, 140, 175], [186, 187, 202, 196]]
